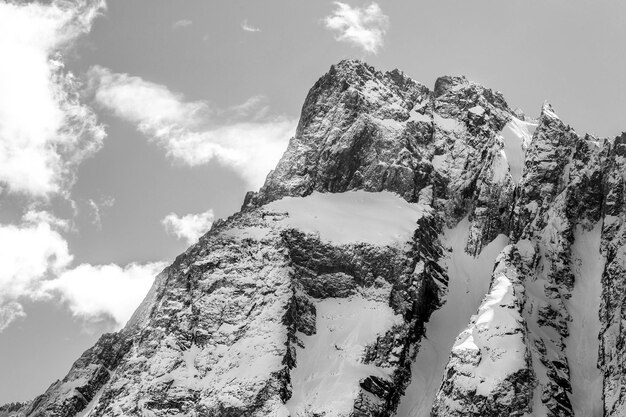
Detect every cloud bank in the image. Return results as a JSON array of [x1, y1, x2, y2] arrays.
[[89, 66, 296, 188], [324, 2, 389, 54], [0, 211, 166, 331], [0, 0, 106, 198], [162, 209, 215, 245]]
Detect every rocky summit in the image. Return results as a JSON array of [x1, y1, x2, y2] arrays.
[[4, 60, 626, 417]]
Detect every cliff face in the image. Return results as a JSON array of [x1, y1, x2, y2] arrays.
[[5, 60, 625, 417], [600, 133, 626, 417]]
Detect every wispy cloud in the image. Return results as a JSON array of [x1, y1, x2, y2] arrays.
[[172, 19, 192, 29], [87, 196, 115, 230], [324, 2, 389, 54], [242, 19, 261, 33], [162, 209, 215, 245], [88, 66, 296, 188], [229, 95, 270, 119], [0, 0, 106, 198]]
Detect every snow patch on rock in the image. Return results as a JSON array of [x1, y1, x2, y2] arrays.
[[500, 117, 537, 183], [468, 105, 485, 116], [408, 109, 431, 124], [433, 113, 462, 132], [491, 150, 510, 183], [266, 191, 428, 245]]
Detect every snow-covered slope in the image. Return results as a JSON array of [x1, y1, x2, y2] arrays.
[[7, 60, 626, 417], [285, 293, 402, 416], [265, 191, 429, 246]]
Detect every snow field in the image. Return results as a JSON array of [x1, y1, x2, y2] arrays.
[[285, 291, 403, 416], [266, 191, 428, 246]]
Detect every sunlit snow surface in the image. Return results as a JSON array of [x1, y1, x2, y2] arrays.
[[395, 218, 508, 417], [468, 105, 485, 116], [500, 117, 537, 183], [285, 290, 403, 416], [266, 191, 429, 245], [433, 113, 462, 132]]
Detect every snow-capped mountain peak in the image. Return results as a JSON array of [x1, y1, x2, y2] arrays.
[[4, 60, 625, 417]]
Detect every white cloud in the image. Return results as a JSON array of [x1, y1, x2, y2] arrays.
[[0, 208, 164, 332], [324, 2, 389, 54], [172, 19, 192, 29], [89, 66, 296, 188], [0, 214, 73, 331], [44, 261, 167, 329], [0, 0, 106, 198], [242, 19, 260, 32], [162, 209, 215, 245]]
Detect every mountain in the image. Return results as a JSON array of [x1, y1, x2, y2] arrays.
[[4, 60, 626, 417]]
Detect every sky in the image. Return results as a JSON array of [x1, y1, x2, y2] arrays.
[[0, 0, 624, 404]]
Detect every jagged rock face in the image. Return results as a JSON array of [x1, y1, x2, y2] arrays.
[[0, 403, 27, 417], [599, 133, 626, 417], [9, 60, 626, 417], [431, 104, 612, 417], [515, 108, 603, 417], [249, 60, 433, 205]]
